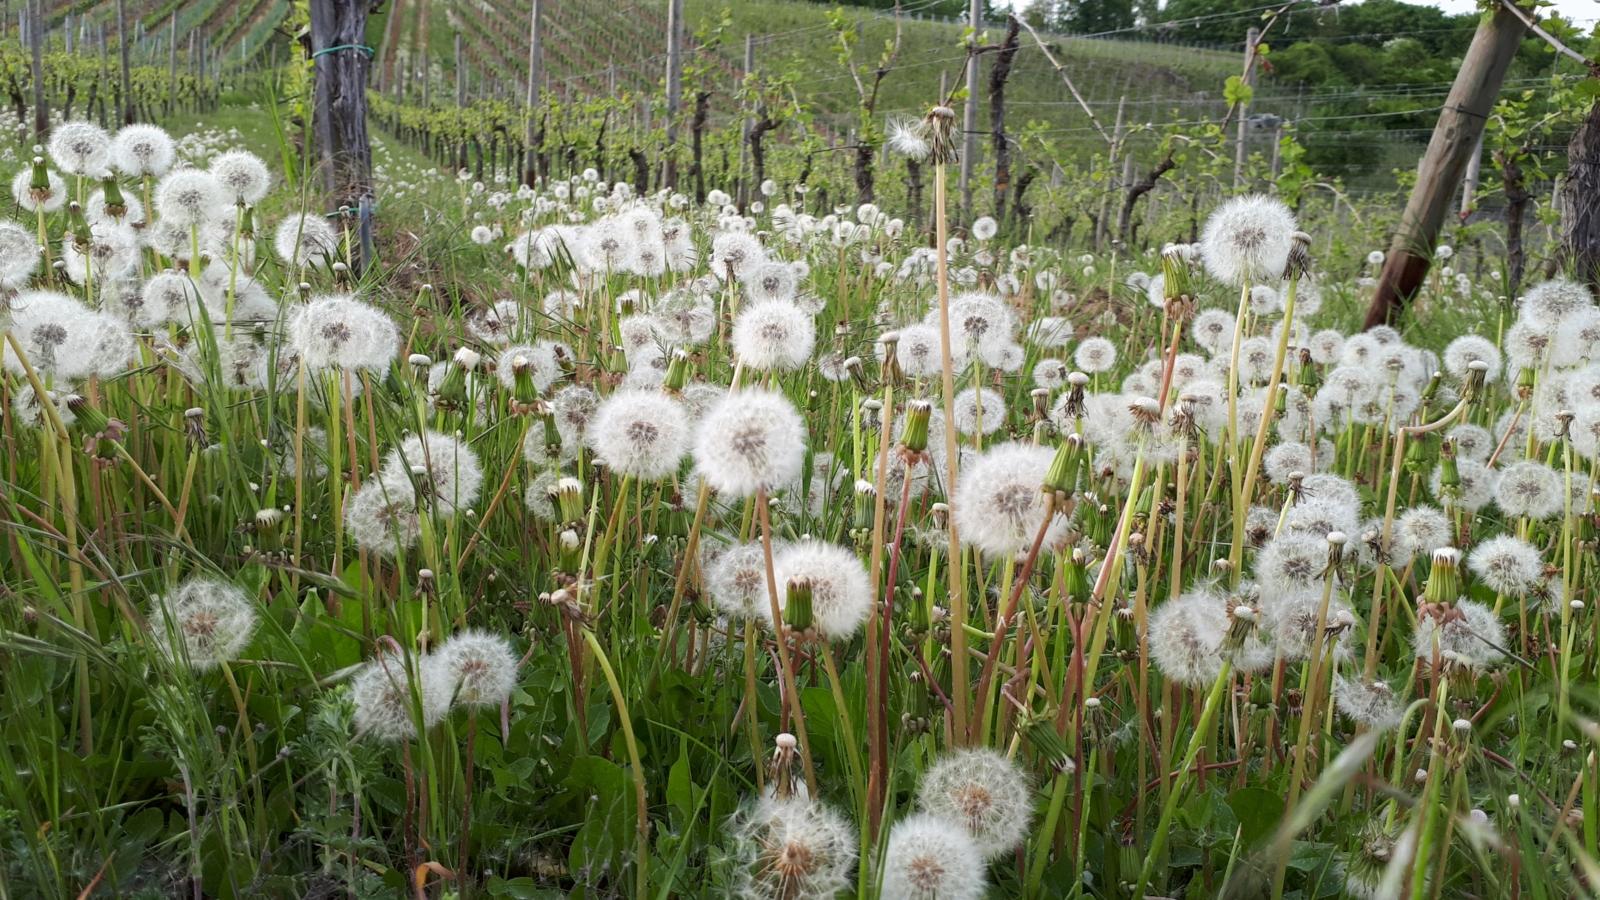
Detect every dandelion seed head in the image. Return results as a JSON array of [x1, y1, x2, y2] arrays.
[[917, 749, 1032, 858], [433, 629, 518, 709], [732, 300, 816, 371], [151, 576, 257, 671], [1467, 534, 1543, 595], [729, 796, 857, 900], [772, 540, 872, 640], [1199, 194, 1297, 286], [1148, 589, 1228, 687], [880, 813, 986, 900], [693, 388, 807, 497], [952, 442, 1068, 558], [350, 653, 452, 742], [588, 389, 689, 480]]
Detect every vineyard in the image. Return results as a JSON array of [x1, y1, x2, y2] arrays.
[[1, 1, 1600, 899]]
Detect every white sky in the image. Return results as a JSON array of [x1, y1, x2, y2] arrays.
[[1428, 0, 1595, 21], [996, 0, 1597, 25]]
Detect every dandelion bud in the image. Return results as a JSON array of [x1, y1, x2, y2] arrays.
[[1507, 793, 1520, 810], [508, 354, 539, 405], [1515, 366, 1536, 401], [1159, 246, 1192, 308], [783, 577, 815, 634], [184, 407, 207, 445], [1451, 718, 1472, 734], [1423, 548, 1461, 604], [921, 104, 960, 166], [1062, 548, 1090, 604], [1462, 359, 1489, 404], [65, 394, 109, 434], [1042, 434, 1082, 495], [662, 348, 691, 392], [1284, 230, 1312, 280], [553, 476, 584, 523], [1327, 530, 1347, 566], [1030, 388, 1050, 421], [1020, 715, 1076, 773], [1572, 600, 1585, 612], [239, 204, 255, 238], [1225, 603, 1259, 650], [900, 400, 932, 453], [408, 353, 431, 370], [1414, 768, 1429, 784], [254, 508, 284, 551], [846, 354, 872, 392], [1404, 432, 1433, 476], [853, 480, 876, 529]]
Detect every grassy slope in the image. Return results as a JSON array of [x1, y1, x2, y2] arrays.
[[389, 0, 1239, 162], [685, 0, 1237, 128]]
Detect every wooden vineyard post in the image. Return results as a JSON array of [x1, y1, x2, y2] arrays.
[[1233, 27, 1259, 190], [959, 0, 980, 219], [522, 0, 542, 187], [115, 0, 130, 124], [309, 0, 374, 268], [1562, 94, 1600, 288], [1364, 2, 1528, 329], [665, 0, 685, 188]]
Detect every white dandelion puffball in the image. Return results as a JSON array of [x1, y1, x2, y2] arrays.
[[772, 540, 872, 640], [731, 299, 816, 371], [587, 389, 689, 480], [891, 323, 956, 379], [952, 442, 1068, 558], [972, 216, 998, 241], [1199, 194, 1297, 286], [1074, 336, 1117, 373], [880, 813, 987, 900], [730, 796, 857, 900], [1332, 675, 1404, 733], [707, 543, 771, 622], [432, 629, 518, 709], [154, 168, 227, 227], [1494, 460, 1562, 520], [917, 748, 1032, 858], [1467, 534, 1543, 595], [1519, 277, 1595, 328], [350, 654, 453, 742], [112, 123, 176, 176], [1149, 589, 1228, 687], [745, 260, 800, 304], [1443, 335, 1502, 384], [209, 149, 272, 204], [1, 290, 133, 380], [383, 430, 484, 516], [951, 387, 1006, 436], [711, 230, 766, 280], [0, 220, 41, 288], [151, 576, 257, 671], [286, 294, 400, 372], [47, 121, 111, 175], [692, 388, 807, 497], [274, 213, 341, 267], [345, 474, 422, 557], [1412, 599, 1506, 672]]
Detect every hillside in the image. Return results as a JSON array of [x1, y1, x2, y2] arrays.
[[373, 0, 1246, 161], [39, 0, 287, 68]]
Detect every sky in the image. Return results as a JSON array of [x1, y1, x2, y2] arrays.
[[1427, 0, 1596, 21], [997, 0, 1598, 25]]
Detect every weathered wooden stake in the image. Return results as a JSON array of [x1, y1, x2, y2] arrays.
[[309, 0, 374, 259], [1364, 3, 1528, 329]]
